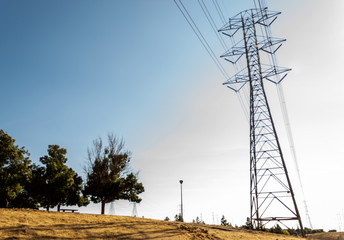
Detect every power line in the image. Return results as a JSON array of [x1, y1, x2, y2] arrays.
[[198, 0, 228, 51], [175, 0, 251, 119], [212, 0, 226, 25], [174, 0, 229, 79]]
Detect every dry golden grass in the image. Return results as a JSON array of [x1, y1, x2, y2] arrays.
[[306, 232, 344, 240], [0, 209, 342, 240]]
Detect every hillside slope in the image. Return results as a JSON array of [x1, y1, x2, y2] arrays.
[[0, 209, 341, 240]]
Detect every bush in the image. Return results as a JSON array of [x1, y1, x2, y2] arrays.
[[270, 224, 283, 234], [303, 228, 324, 234]]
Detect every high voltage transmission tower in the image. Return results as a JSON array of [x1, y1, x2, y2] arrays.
[[131, 202, 138, 217], [174, 0, 306, 235], [218, 5, 304, 235]]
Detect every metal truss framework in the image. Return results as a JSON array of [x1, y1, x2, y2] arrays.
[[219, 8, 304, 234]]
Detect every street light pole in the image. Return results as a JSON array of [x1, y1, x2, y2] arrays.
[[179, 180, 183, 221]]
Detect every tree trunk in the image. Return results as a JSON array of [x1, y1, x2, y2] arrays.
[[57, 204, 61, 212], [47, 206, 50, 211], [101, 201, 105, 215], [5, 198, 9, 208]]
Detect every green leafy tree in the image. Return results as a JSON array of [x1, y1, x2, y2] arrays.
[[9, 169, 39, 209], [0, 129, 31, 208], [84, 134, 144, 214], [64, 172, 89, 207], [31, 145, 88, 210], [24, 164, 45, 208]]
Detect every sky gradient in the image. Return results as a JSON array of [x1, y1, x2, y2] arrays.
[[1, 0, 343, 231]]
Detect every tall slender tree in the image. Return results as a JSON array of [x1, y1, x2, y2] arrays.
[[84, 134, 144, 214]]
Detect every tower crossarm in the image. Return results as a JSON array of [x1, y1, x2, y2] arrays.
[[222, 65, 291, 91], [261, 66, 291, 84], [218, 8, 281, 36], [253, 8, 281, 26], [221, 37, 286, 58], [259, 37, 286, 54]]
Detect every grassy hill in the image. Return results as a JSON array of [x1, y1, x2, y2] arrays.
[[0, 209, 342, 240]]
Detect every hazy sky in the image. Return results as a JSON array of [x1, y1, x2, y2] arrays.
[[1, 0, 343, 231]]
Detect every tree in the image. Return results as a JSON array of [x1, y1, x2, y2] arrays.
[[174, 214, 183, 222], [242, 217, 253, 229], [221, 215, 230, 226], [84, 134, 144, 214], [194, 216, 204, 224], [0, 129, 31, 208], [195, 216, 201, 224], [31, 145, 88, 210], [64, 172, 89, 207]]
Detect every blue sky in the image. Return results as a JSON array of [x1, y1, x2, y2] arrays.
[[0, 0, 195, 167], [1, 0, 344, 231]]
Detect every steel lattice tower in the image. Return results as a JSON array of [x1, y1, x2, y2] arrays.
[[131, 202, 138, 217], [218, 8, 304, 234]]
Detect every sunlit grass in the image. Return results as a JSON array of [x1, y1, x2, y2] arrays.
[[0, 209, 341, 239]]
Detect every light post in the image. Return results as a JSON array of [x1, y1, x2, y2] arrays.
[[179, 180, 183, 221]]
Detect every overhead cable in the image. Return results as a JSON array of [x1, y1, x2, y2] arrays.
[[174, 0, 230, 79]]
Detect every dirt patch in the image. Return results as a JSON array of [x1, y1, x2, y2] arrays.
[[178, 224, 220, 240]]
